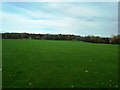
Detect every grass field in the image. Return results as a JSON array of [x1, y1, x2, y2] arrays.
[[2, 39, 118, 88], [0, 39, 2, 89]]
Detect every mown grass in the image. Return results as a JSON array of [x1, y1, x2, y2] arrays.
[[0, 39, 2, 89], [2, 39, 118, 88]]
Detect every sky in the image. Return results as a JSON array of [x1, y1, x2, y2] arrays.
[[1, 0, 119, 2], [0, 2, 118, 37]]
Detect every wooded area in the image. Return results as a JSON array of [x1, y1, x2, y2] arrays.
[[1, 33, 120, 44]]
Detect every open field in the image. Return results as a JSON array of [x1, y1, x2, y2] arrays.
[[2, 40, 118, 88], [0, 39, 2, 89]]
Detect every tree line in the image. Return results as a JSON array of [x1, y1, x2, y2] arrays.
[[1, 33, 120, 44]]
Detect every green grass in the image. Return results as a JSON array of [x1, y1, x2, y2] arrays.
[[0, 39, 2, 89], [2, 39, 118, 88]]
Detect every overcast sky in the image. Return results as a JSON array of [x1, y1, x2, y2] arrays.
[[1, 2, 118, 37], [1, 0, 119, 2]]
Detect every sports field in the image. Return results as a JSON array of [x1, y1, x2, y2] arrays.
[[2, 40, 118, 88]]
